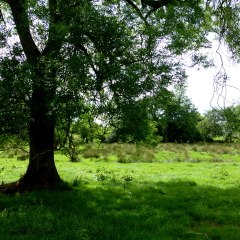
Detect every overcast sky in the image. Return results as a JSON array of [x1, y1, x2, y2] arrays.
[[186, 40, 240, 114]]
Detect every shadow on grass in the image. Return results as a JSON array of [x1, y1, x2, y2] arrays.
[[0, 180, 240, 240]]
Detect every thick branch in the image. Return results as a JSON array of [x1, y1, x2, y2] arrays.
[[42, 0, 64, 56], [144, 0, 170, 19], [76, 44, 99, 74], [124, 0, 146, 21], [124, 0, 172, 20], [8, 0, 41, 63]]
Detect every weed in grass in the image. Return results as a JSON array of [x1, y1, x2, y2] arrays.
[[94, 172, 108, 181], [188, 158, 201, 163], [183, 150, 190, 161], [115, 144, 156, 163], [198, 144, 235, 155], [80, 142, 240, 164], [110, 175, 118, 183], [211, 168, 230, 181], [121, 175, 133, 182], [219, 169, 229, 178], [1, 148, 29, 160]]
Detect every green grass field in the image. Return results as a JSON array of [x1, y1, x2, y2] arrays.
[[0, 143, 240, 239]]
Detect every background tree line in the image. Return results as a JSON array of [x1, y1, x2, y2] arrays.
[[54, 85, 240, 150]]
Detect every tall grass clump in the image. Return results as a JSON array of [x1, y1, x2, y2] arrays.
[[157, 143, 191, 152], [82, 148, 100, 159], [81, 143, 117, 160], [193, 143, 240, 155], [115, 144, 156, 163]]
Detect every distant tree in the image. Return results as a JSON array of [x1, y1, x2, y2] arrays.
[[110, 99, 159, 143], [154, 86, 202, 142], [197, 109, 224, 142], [198, 105, 240, 142]]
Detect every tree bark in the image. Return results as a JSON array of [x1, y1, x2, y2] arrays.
[[18, 86, 62, 190]]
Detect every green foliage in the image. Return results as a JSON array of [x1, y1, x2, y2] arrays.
[[0, 57, 30, 136], [197, 109, 224, 141], [108, 86, 203, 144], [211, 1, 240, 59], [154, 86, 202, 142], [222, 105, 240, 142], [198, 105, 240, 142], [110, 100, 159, 143], [74, 112, 104, 143]]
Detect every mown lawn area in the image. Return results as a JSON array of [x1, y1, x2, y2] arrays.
[[0, 143, 240, 240]]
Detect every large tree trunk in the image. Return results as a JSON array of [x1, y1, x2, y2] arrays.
[[18, 87, 62, 190], [1, 86, 63, 193]]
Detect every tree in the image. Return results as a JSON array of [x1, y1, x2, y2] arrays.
[[0, 0, 210, 192], [109, 99, 159, 143], [154, 86, 202, 142], [197, 109, 224, 142], [198, 105, 240, 142]]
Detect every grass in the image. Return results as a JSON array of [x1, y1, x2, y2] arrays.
[[0, 143, 240, 239]]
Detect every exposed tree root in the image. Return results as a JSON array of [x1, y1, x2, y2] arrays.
[[0, 178, 71, 194], [0, 181, 21, 194]]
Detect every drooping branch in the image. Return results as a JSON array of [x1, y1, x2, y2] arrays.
[[7, 0, 41, 64]]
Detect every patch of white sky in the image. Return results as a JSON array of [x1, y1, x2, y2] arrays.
[[186, 35, 240, 114]]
